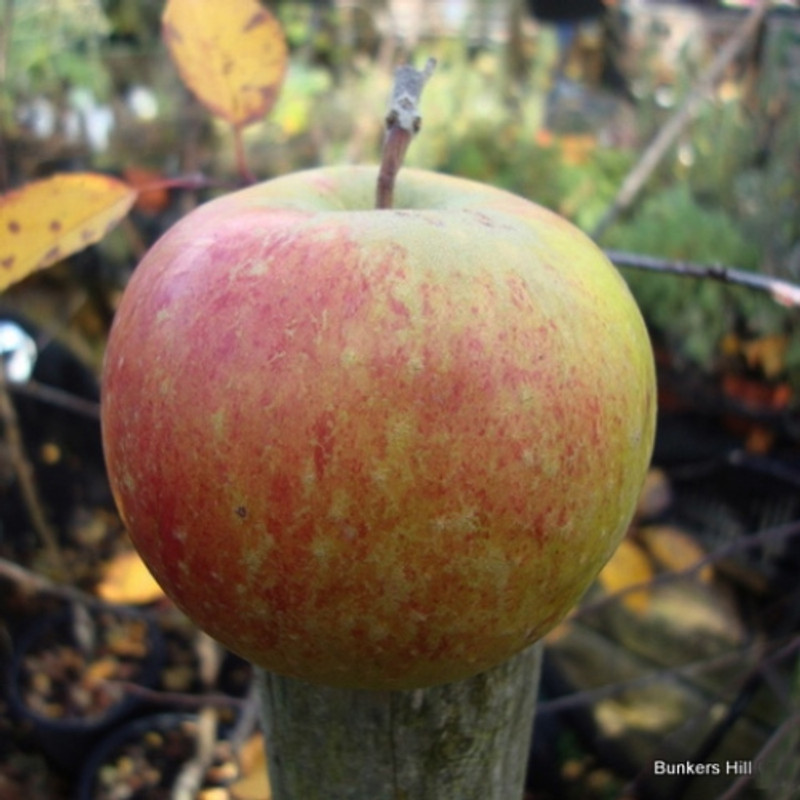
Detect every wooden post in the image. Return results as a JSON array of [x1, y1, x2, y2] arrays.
[[256, 641, 542, 800]]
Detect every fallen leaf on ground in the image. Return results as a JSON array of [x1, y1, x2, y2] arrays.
[[229, 732, 271, 799], [97, 550, 165, 605], [597, 539, 653, 614], [639, 525, 713, 583]]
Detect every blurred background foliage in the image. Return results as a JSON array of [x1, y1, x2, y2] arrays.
[[1, 0, 800, 395]]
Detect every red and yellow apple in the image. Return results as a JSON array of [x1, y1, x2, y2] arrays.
[[101, 166, 656, 690]]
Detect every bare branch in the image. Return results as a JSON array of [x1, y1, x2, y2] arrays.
[[101, 680, 246, 711], [578, 519, 800, 617], [0, 555, 100, 606], [592, 0, 771, 240], [606, 249, 800, 308], [8, 379, 101, 419], [0, 369, 66, 575], [718, 709, 800, 800], [539, 641, 762, 714], [540, 633, 800, 715]]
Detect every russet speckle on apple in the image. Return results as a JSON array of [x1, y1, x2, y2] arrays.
[[101, 165, 656, 690]]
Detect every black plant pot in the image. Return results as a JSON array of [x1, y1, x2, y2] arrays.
[[76, 709, 244, 800], [6, 603, 164, 774]]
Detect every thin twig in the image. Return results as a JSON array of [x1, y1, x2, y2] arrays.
[[195, 631, 224, 690], [541, 632, 800, 734], [8, 379, 100, 419], [103, 680, 246, 711], [592, 0, 771, 240], [0, 555, 105, 608], [578, 518, 800, 617], [0, 368, 66, 576], [172, 706, 220, 800], [660, 633, 800, 799], [606, 249, 800, 308], [376, 58, 436, 210], [539, 638, 769, 715], [717, 710, 800, 800], [227, 680, 261, 755], [135, 172, 222, 194]]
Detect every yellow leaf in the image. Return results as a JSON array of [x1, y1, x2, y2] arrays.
[[0, 173, 137, 293], [639, 525, 713, 583], [741, 335, 789, 379], [97, 550, 166, 605], [163, 0, 288, 128], [597, 539, 653, 614]]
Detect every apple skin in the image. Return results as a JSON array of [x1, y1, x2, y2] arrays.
[[101, 166, 656, 690]]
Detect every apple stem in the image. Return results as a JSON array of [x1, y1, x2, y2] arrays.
[[376, 58, 436, 210], [232, 124, 257, 185]]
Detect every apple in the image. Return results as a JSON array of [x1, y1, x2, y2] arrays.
[[101, 165, 656, 690]]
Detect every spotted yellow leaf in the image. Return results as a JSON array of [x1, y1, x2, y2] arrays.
[[163, 0, 288, 128], [597, 538, 654, 614], [0, 173, 137, 293]]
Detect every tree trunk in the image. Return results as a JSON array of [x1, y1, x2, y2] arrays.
[[255, 642, 543, 800]]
